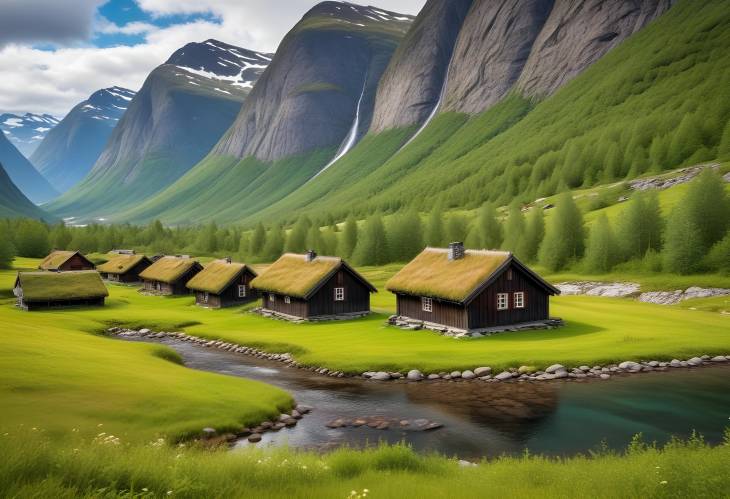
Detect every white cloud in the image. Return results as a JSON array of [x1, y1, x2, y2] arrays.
[[0, 0, 425, 116]]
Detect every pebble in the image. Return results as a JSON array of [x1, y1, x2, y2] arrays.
[[450, 371, 462, 378], [600, 374, 611, 380], [370, 372, 391, 381], [495, 371, 513, 381], [618, 361, 641, 370], [427, 374, 441, 380], [711, 356, 727, 362], [247, 433, 262, 443], [545, 364, 565, 374], [407, 369, 424, 381], [461, 370, 476, 380], [474, 367, 491, 376]]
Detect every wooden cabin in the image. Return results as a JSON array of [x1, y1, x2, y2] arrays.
[[251, 251, 376, 320], [186, 258, 259, 308], [386, 243, 560, 332], [38, 250, 94, 271], [96, 254, 153, 283], [138, 256, 203, 295], [14, 270, 108, 311]]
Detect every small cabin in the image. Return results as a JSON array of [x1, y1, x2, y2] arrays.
[[386, 243, 560, 332], [38, 250, 94, 271], [186, 258, 259, 308], [14, 270, 108, 311], [138, 256, 203, 295], [96, 254, 153, 283], [251, 251, 376, 320]]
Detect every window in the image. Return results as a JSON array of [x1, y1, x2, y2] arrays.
[[284, 296, 291, 304], [238, 285, 246, 298], [514, 292, 525, 309], [421, 296, 432, 312], [269, 294, 275, 302], [334, 287, 345, 301], [203, 291, 209, 304], [497, 293, 509, 310]]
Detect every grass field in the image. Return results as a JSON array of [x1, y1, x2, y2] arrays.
[[1, 428, 728, 498]]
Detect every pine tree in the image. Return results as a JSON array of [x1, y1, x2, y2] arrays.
[[15, 220, 50, 258], [49, 223, 72, 250], [195, 222, 218, 253], [667, 113, 705, 167], [663, 206, 704, 274], [522, 208, 545, 263], [538, 192, 585, 271], [262, 226, 285, 261], [306, 225, 324, 252], [285, 215, 311, 253], [602, 143, 622, 183], [340, 213, 358, 258], [467, 202, 502, 249], [445, 213, 468, 244], [718, 119, 730, 159], [704, 231, 730, 274], [425, 202, 445, 246], [583, 214, 619, 272], [617, 190, 663, 261], [502, 205, 526, 257], [321, 226, 338, 255], [0, 235, 14, 269], [249, 222, 266, 256], [388, 208, 423, 262], [681, 169, 730, 252], [649, 135, 667, 170], [352, 213, 389, 265]]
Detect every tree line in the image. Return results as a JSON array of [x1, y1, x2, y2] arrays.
[[1, 170, 728, 276]]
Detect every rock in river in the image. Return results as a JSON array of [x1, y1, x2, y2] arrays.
[[407, 369, 424, 381]]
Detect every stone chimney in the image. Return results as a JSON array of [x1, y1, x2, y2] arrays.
[[305, 250, 317, 262], [448, 242, 465, 261]]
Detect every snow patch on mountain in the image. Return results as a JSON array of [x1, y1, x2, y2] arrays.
[[0, 112, 60, 156]]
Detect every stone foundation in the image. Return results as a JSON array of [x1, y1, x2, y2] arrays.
[[388, 315, 564, 338]]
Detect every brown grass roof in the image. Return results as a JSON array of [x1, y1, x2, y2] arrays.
[[38, 250, 78, 270], [96, 254, 149, 275], [386, 248, 512, 303], [15, 271, 108, 301], [186, 259, 255, 294], [250, 253, 342, 298], [138, 256, 201, 284]]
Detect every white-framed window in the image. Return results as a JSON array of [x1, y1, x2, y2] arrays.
[[203, 291, 209, 304], [269, 294, 275, 302], [334, 287, 345, 301], [238, 285, 246, 298], [514, 292, 525, 309], [497, 293, 509, 310], [284, 296, 291, 304], [421, 296, 432, 312]]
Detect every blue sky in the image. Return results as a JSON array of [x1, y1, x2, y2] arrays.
[[0, 0, 425, 115]]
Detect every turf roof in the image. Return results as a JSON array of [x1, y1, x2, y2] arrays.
[[186, 260, 255, 294], [38, 250, 79, 270], [250, 253, 344, 298], [15, 271, 108, 301], [96, 254, 149, 275], [386, 248, 512, 303], [139, 257, 201, 284]]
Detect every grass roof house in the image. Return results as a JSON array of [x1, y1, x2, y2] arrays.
[[386, 243, 560, 333], [251, 251, 376, 321], [139, 256, 203, 295], [186, 258, 258, 308], [14, 270, 108, 310], [97, 254, 153, 283], [38, 250, 94, 271]]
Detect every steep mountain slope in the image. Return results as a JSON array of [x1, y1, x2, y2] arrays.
[[0, 113, 59, 157], [31, 87, 136, 193], [46, 40, 271, 220], [0, 162, 55, 220], [243, 0, 729, 223], [0, 130, 58, 204], [115, 1, 413, 225]]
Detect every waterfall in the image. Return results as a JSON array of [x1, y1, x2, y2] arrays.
[[308, 75, 368, 181]]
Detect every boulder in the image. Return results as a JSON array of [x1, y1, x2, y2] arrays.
[[427, 374, 441, 380], [618, 361, 641, 371], [687, 357, 703, 366], [407, 369, 424, 381], [670, 359, 682, 367], [545, 364, 565, 374], [247, 433, 262, 443], [494, 371, 514, 381], [711, 356, 727, 362], [518, 365, 536, 374], [370, 372, 391, 381], [461, 370, 476, 380], [450, 371, 462, 378], [474, 367, 491, 376]]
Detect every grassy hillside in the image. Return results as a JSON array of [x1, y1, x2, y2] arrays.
[[246, 0, 730, 224], [0, 163, 56, 221]]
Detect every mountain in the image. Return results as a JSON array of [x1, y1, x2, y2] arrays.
[[113, 1, 413, 225], [0, 161, 54, 220], [30, 87, 136, 194], [46, 40, 271, 221], [0, 129, 58, 204], [0, 113, 59, 157]]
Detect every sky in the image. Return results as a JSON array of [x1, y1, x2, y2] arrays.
[[0, 0, 425, 117]]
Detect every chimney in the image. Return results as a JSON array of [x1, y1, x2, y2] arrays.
[[305, 250, 317, 262], [224, 256, 232, 264], [448, 242, 465, 261]]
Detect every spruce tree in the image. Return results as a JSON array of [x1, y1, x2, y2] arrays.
[[15, 220, 50, 258], [285, 215, 311, 253], [425, 202, 445, 246], [388, 208, 423, 261], [718, 120, 730, 159], [305, 225, 324, 252], [0, 236, 14, 269], [49, 223, 72, 250], [445, 213, 468, 244], [538, 192, 585, 271], [522, 208, 545, 263], [352, 213, 389, 265], [502, 205, 526, 257], [704, 232, 730, 274], [667, 113, 704, 167], [681, 169, 730, 252], [321, 226, 338, 255], [340, 213, 358, 258], [663, 206, 704, 274], [617, 190, 663, 261], [249, 222, 266, 256], [583, 214, 619, 272], [468, 202, 502, 249], [262, 226, 285, 261]]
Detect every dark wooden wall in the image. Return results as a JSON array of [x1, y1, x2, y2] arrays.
[[103, 260, 151, 283], [195, 269, 259, 308], [261, 293, 308, 317], [467, 262, 549, 329], [59, 254, 94, 271], [23, 297, 105, 311], [396, 294, 468, 330]]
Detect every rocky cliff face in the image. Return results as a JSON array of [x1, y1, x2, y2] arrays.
[[47, 40, 271, 218], [439, 0, 672, 115], [369, 0, 473, 133], [31, 87, 136, 193], [213, 2, 412, 162], [0, 130, 57, 204]]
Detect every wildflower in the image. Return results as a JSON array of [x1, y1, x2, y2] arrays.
[[167, 491, 173, 496], [142, 488, 148, 492], [660, 481, 668, 485]]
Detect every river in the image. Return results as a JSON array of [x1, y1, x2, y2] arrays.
[[127, 337, 730, 459]]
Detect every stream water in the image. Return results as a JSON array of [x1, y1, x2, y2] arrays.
[[128, 337, 730, 459]]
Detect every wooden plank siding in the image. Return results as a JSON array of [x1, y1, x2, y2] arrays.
[[101, 260, 151, 283], [58, 254, 94, 271], [396, 294, 468, 330], [195, 269, 259, 308], [466, 262, 549, 329], [143, 266, 201, 295]]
